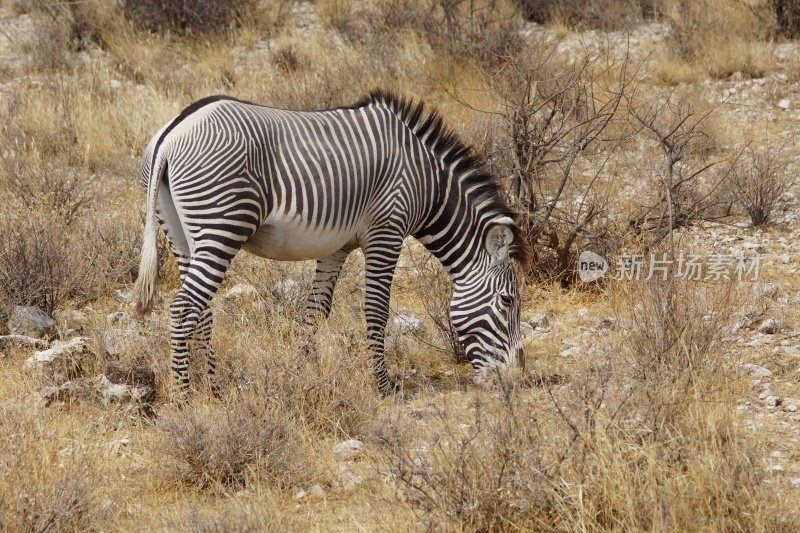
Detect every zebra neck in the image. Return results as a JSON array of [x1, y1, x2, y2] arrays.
[[415, 184, 492, 282]]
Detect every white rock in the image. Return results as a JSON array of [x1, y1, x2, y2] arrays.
[[110, 79, 121, 89], [528, 311, 549, 329], [223, 283, 259, 299], [759, 318, 780, 335], [308, 484, 325, 498], [336, 462, 365, 490], [333, 439, 364, 460], [763, 395, 782, 408], [24, 337, 90, 383], [272, 279, 302, 300], [754, 283, 780, 299], [106, 437, 130, 456], [577, 308, 589, 318], [785, 403, 798, 413], [294, 490, 306, 500], [778, 98, 791, 110], [96, 375, 152, 405], [392, 313, 423, 335], [790, 477, 800, 486], [740, 363, 772, 378]]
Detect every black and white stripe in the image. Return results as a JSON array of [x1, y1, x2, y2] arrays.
[[133, 91, 531, 396]]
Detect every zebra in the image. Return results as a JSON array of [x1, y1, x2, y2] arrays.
[[132, 91, 531, 396]]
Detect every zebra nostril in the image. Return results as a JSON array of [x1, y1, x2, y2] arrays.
[[517, 347, 525, 371]]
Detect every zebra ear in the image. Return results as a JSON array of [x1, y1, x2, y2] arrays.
[[485, 219, 514, 264]]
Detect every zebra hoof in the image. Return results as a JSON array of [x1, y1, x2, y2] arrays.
[[379, 381, 404, 402]]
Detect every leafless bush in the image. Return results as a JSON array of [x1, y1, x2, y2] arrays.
[[665, 0, 773, 79], [0, 213, 94, 320], [373, 0, 523, 69], [626, 91, 738, 253], [270, 44, 305, 73], [731, 148, 788, 227], [1, 155, 94, 227], [381, 279, 790, 531], [153, 394, 315, 491], [775, 0, 800, 37], [123, 0, 257, 35], [477, 44, 635, 279], [515, 0, 659, 29]]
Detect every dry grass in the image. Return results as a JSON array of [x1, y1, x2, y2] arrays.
[[0, 0, 796, 530], [655, 0, 776, 83]]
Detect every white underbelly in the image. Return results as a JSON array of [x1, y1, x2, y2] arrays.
[[244, 214, 359, 261]]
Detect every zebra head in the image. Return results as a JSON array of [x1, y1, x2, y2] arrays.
[[450, 217, 525, 383]]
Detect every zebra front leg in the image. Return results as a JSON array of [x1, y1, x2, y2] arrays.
[[363, 235, 403, 397]]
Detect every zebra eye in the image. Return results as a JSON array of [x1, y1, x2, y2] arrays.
[[497, 292, 513, 307]]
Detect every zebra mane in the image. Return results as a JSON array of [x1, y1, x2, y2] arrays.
[[356, 90, 532, 268]]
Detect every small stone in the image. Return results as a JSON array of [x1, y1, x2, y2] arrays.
[[769, 464, 784, 473], [758, 388, 772, 400], [333, 439, 364, 460], [97, 373, 155, 405], [336, 462, 365, 490], [759, 318, 780, 335], [771, 450, 782, 458], [109, 79, 121, 89], [577, 308, 589, 318], [740, 363, 772, 378], [223, 283, 258, 300], [107, 311, 131, 325], [528, 311, 549, 329], [308, 485, 325, 498], [753, 283, 780, 299], [764, 395, 782, 408], [272, 279, 302, 301], [106, 437, 130, 456], [8, 306, 56, 339], [392, 312, 423, 335], [785, 403, 797, 413], [778, 98, 790, 110], [103, 328, 142, 357], [790, 477, 800, 486], [104, 361, 156, 390], [294, 490, 306, 500], [781, 254, 792, 265]]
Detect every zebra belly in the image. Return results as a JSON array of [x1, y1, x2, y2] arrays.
[[244, 216, 358, 261]]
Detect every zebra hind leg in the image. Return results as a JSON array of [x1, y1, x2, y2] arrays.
[[196, 308, 221, 397], [168, 248, 236, 398], [302, 248, 352, 361]]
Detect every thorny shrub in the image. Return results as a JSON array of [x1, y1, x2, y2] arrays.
[[152, 393, 316, 491], [515, 0, 660, 29], [731, 148, 788, 227], [123, 0, 258, 36], [380, 279, 793, 530]]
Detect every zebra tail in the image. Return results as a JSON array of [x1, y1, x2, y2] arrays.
[[133, 151, 165, 318]]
